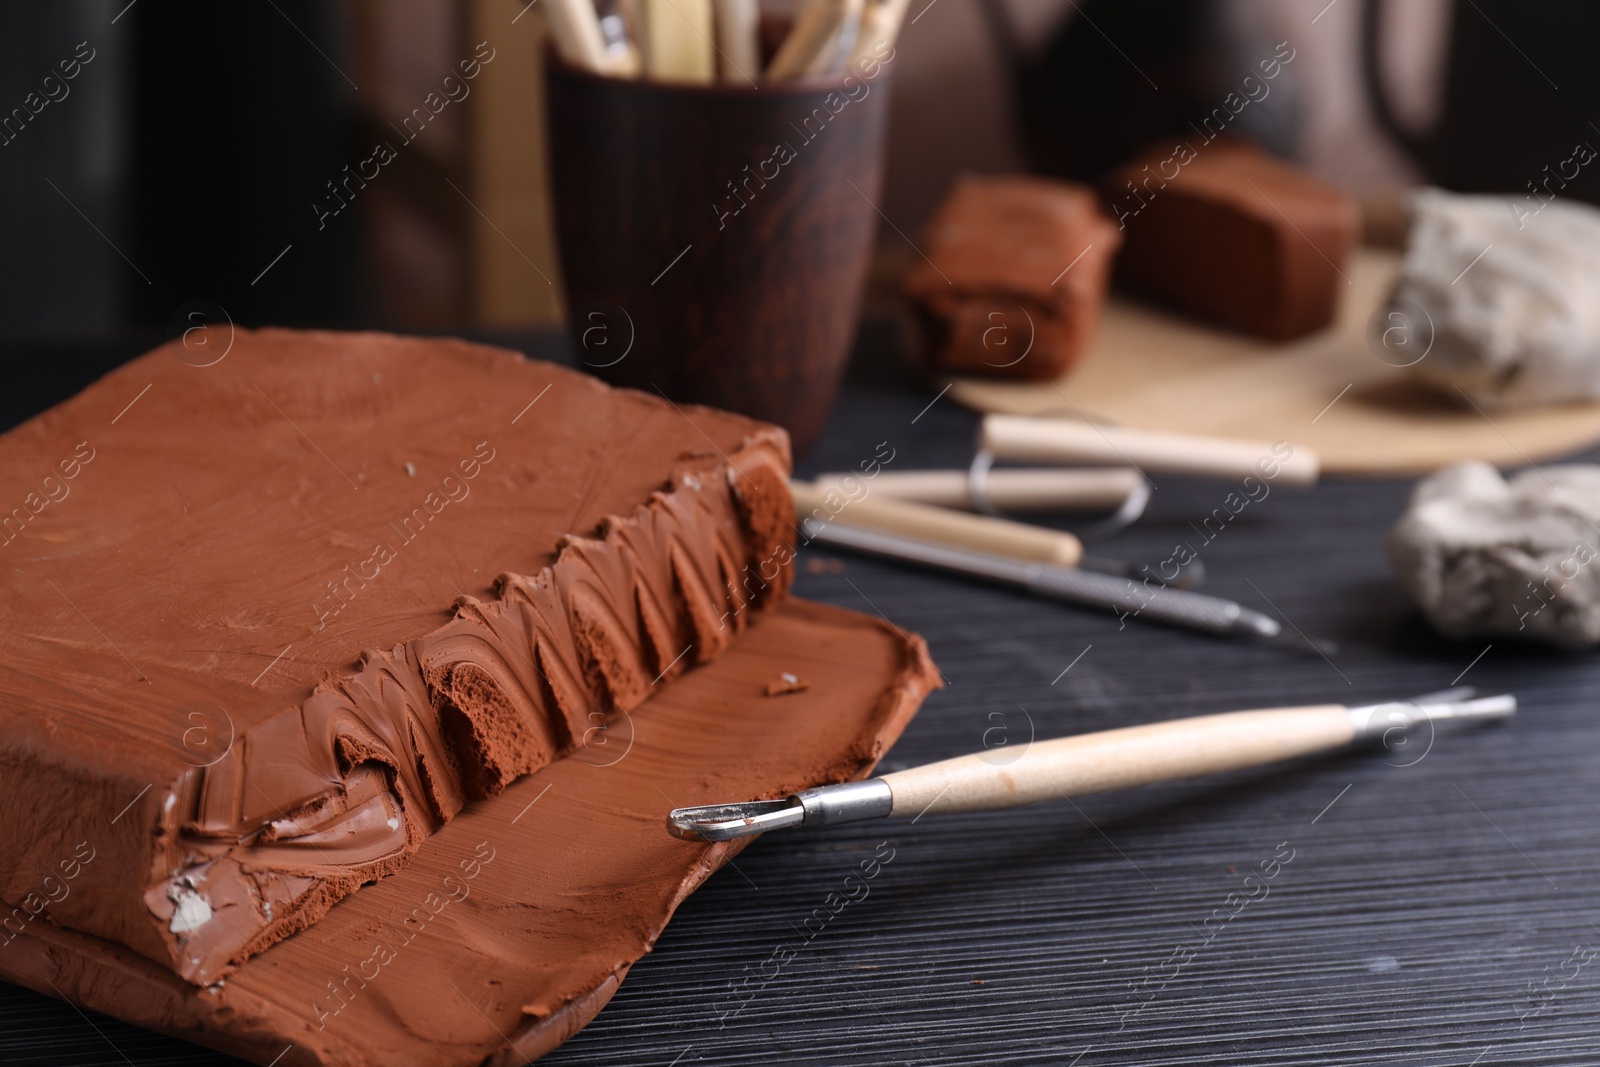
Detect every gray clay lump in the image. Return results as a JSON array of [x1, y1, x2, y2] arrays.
[[1389, 461, 1600, 648]]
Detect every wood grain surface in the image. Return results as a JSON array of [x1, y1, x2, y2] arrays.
[[6, 330, 1600, 1065]]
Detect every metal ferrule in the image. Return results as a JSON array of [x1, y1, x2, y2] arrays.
[[1347, 692, 1518, 742], [795, 779, 893, 827]]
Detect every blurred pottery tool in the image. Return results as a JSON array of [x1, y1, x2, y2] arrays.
[[965, 448, 1149, 536], [811, 467, 1145, 515], [713, 0, 761, 82], [595, 0, 643, 75], [847, 0, 911, 68], [818, 0, 864, 73], [545, 0, 613, 73], [766, 0, 863, 80], [619, 0, 646, 60], [670, 689, 1516, 840], [792, 478, 1195, 587], [801, 516, 1306, 642], [791, 479, 1082, 566], [981, 413, 1320, 487], [642, 0, 715, 83]]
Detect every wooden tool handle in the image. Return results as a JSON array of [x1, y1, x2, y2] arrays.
[[766, 0, 860, 80], [713, 0, 761, 82], [791, 480, 1083, 566], [642, 0, 715, 83], [545, 0, 613, 74], [980, 414, 1320, 487], [881, 706, 1352, 816], [847, 0, 911, 67], [812, 468, 1142, 513]]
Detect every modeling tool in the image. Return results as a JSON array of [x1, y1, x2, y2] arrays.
[[814, 0, 864, 75], [620, 0, 647, 62], [811, 466, 1145, 515], [766, 0, 862, 80], [595, 0, 643, 75], [793, 480, 1195, 586], [847, 0, 911, 68], [792, 478, 1082, 566], [801, 516, 1305, 641], [544, 0, 612, 74], [981, 414, 1321, 487], [670, 689, 1515, 840], [713, 0, 761, 83], [642, 0, 716, 83]]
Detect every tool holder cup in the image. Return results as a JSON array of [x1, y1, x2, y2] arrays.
[[544, 49, 894, 454]]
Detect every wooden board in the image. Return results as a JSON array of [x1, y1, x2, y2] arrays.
[[948, 249, 1600, 475]]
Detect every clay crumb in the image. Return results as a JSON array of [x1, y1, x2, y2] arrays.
[[168, 884, 213, 934], [764, 672, 808, 697]]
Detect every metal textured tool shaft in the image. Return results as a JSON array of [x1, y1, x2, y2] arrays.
[[800, 517, 1278, 639]]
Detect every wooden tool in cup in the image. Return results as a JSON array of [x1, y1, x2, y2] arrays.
[[669, 689, 1514, 840]]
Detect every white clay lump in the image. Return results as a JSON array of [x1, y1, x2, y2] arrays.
[[1389, 461, 1600, 648], [1392, 187, 1600, 408]]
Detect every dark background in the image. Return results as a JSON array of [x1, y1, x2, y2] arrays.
[[6, 0, 1600, 346]]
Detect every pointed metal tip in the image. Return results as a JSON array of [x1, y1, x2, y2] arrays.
[[1233, 608, 1340, 657]]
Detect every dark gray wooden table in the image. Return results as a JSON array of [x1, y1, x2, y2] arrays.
[[5, 330, 1598, 1066]]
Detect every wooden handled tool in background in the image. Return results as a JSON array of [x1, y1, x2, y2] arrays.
[[545, 0, 910, 83], [766, 0, 863, 80], [594, 0, 644, 75], [668, 691, 1516, 840], [544, 0, 614, 73], [790, 479, 1083, 566], [640, 0, 715, 82], [847, 0, 911, 67], [811, 467, 1144, 513], [981, 414, 1321, 487], [713, 0, 761, 83]]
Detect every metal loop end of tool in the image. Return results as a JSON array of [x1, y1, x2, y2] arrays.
[[964, 448, 1152, 539], [666, 799, 804, 841], [667, 780, 893, 842], [1075, 475, 1151, 541], [966, 448, 1002, 518]]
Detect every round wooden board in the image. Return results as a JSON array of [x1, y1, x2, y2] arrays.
[[946, 249, 1600, 476]]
